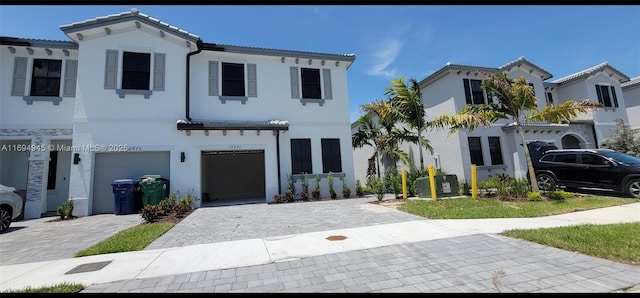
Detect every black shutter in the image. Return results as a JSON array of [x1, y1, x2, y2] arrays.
[[610, 86, 619, 107], [463, 79, 471, 104]]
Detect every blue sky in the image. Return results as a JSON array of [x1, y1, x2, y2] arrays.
[[1, 5, 639, 123]]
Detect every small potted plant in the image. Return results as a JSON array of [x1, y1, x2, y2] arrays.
[[328, 172, 337, 199], [355, 179, 364, 197], [273, 193, 283, 203], [311, 175, 321, 199], [341, 176, 351, 198]]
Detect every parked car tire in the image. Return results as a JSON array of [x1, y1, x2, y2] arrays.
[[0, 207, 12, 232], [537, 173, 556, 191], [625, 179, 640, 198]]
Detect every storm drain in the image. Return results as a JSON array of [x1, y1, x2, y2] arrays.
[[326, 235, 347, 241], [65, 261, 112, 275]]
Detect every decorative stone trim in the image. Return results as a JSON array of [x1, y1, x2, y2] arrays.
[[300, 98, 325, 106], [23, 96, 62, 105], [219, 96, 248, 104], [116, 89, 152, 99]]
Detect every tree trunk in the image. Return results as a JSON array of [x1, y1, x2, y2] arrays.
[[417, 130, 424, 170], [376, 150, 381, 178], [516, 124, 540, 192]]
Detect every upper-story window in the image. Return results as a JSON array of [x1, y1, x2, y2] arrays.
[[11, 55, 77, 105], [301, 68, 321, 99], [595, 84, 619, 108], [121, 52, 150, 91], [290, 66, 332, 106], [208, 61, 257, 103], [545, 92, 554, 105], [528, 82, 536, 96], [463, 79, 487, 105], [222, 62, 245, 96], [104, 49, 165, 99], [30, 59, 62, 96]]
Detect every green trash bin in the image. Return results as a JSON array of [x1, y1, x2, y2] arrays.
[[139, 175, 169, 206]]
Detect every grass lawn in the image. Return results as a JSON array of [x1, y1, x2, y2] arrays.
[[75, 222, 175, 257], [398, 195, 636, 219], [399, 195, 640, 266]]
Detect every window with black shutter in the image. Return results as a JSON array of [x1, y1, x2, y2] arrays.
[[467, 137, 484, 166], [291, 139, 312, 174], [321, 139, 342, 173]]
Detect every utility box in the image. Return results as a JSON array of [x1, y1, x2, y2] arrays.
[[416, 174, 460, 198]]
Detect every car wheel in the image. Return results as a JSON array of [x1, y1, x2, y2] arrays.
[[0, 207, 12, 232], [626, 179, 640, 198], [537, 173, 556, 191]]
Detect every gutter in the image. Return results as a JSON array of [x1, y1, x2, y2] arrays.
[[185, 39, 204, 121]]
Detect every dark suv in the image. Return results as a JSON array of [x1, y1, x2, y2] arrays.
[[534, 149, 640, 198]]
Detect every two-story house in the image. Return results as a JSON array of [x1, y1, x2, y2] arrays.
[[1, 8, 356, 219], [352, 56, 632, 185], [622, 77, 640, 130]]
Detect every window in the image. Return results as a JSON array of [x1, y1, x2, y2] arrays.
[[291, 139, 312, 174], [321, 139, 342, 173], [222, 62, 245, 96], [467, 137, 484, 166], [463, 79, 487, 105], [47, 151, 58, 190], [554, 153, 577, 164], [30, 59, 62, 96], [301, 68, 321, 99], [488, 137, 503, 165], [121, 52, 151, 90], [581, 153, 609, 166], [528, 82, 536, 96], [595, 85, 618, 108], [545, 92, 554, 105]]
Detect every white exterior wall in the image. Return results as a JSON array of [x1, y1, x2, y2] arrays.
[[63, 22, 355, 215], [68, 29, 192, 215], [0, 46, 76, 129], [623, 84, 640, 130]]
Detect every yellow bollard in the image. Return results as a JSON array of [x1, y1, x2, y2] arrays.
[[402, 169, 407, 200], [428, 165, 437, 201], [471, 164, 477, 200]]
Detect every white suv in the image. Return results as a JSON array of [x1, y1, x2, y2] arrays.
[[0, 184, 24, 232]]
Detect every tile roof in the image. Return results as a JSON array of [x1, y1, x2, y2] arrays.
[[213, 43, 356, 62], [498, 56, 553, 80], [177, 120, 290, 131], [622, 76, 640, 89], [0, 36, 77, 49], [552, 62, 629, 84], [60, 8, 200, 42]]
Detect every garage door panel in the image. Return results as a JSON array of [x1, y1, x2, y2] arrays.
[[93, 152, 169, 214]]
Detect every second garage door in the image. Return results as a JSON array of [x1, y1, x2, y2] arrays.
[[92, 151, 170, 214]]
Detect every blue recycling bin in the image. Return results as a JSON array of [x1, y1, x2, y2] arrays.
[[112, 179, 141, 215]]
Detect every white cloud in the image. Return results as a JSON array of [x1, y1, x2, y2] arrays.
[[366, 39, 401, 79]]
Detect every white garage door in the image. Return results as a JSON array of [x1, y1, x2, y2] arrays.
[[93, 151, 170, 214]]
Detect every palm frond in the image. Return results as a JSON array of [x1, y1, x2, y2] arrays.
[[527, 99, 603, 123]]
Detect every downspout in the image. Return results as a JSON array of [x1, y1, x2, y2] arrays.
[[185, 39, 204, 121], [276, 130, 282, 195]]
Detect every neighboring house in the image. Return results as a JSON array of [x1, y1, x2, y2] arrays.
[[622, 76, 640, 130], [0, 8, 356, 219], [352, 56, 632, 185]]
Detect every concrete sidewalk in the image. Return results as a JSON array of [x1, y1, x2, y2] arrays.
[[1, 201, 639, 293]]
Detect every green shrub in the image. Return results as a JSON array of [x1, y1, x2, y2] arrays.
[[286, 172, 296, 201], [527, 191, 542, 201], [328, 172, 337, 199], [341, 176, 351, 198], [141, 205, 161, 223], [545, 189, 574, 200], [509, 179, 530, 198], [312, 175, 321, 199], [370, 176, 385, 201], [355, 179, 364, 197], [56, 200, 74, 220]]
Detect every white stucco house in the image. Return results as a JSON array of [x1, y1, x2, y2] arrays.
[[0, 8, 356, 219], [622, 76, 640, 130], [352, 56, 633, 185]]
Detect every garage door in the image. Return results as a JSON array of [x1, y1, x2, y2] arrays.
[[201, 150, 265, 201], [93, 151, 170, 214]]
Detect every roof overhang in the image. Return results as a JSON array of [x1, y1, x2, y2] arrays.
[[501, 122, 570, 133], [176, 120, 289, 132]]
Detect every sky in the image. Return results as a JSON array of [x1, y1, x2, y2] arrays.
[[1, 5, 639, 123]]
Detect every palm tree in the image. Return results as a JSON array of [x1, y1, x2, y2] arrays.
[[352, 113, 383, 178], [431, 71, 602, 192], [385, 76, 433, 170]]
